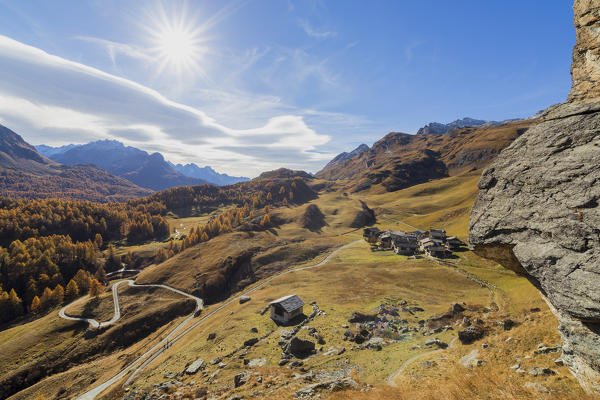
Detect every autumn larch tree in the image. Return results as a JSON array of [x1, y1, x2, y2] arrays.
[[30, 296, 41, 313], [88, 278, 103, 297], [52, 284, 64, 304], [65, 279, 79, 299]]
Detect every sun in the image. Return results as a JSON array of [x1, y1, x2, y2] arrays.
[[144, 3, 207, 77], [157, 26, 198, 69]]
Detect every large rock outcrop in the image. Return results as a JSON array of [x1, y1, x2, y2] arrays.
[[469, 0, 600, 392], [568, 0, 600, 103]]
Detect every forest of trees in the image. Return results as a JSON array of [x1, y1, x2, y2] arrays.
[[131, 177, 315, 215], [0, 175, 316, 326], [0, 234, 105, 323], [0, 198, 169, 246]]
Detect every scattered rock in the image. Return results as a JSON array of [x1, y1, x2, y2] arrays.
[[458, 326, 484, 344], [209, 357, 222, 365], [524, 382, 550, 393], [234, 372, 250, 388], [528, 367, 556, 377], [207, 333, 216, 341], [239, 295, 251, 304], [248, 358, 267, 368], [451, 303, 466, 314], [530, 307, 541, 313], [250, 327, 258, 333], [425, 338, 448, 349], [279, 358, 290, 366], [348, 312, 377, 323], [500, 318, 516, 330], [290, 360, 304, 368], [534, 344, 561, 354], [244, 338, 259, 347], [294, 377, 359, 398], [459, 349, 481, 368], [323, 347, 346, 356], [284, 337, 316, 357], [185, 359, 207, 375], [555, 358, 565, 367]]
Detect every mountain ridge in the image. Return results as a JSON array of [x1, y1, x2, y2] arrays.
[[38, 140, 209, 191], [316, 119, 535, 193], [168, 161, 249, 186], [37, 141, 248, 187], [416, 117, 521, 135], [0, 125, 152, 202]]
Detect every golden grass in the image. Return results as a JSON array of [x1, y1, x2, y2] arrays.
[[332, 367, 597, 400]]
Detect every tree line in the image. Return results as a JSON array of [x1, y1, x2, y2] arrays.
[[0, 198, 169, 246]]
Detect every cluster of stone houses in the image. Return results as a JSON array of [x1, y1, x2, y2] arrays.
[[363, 227, 465, 258]]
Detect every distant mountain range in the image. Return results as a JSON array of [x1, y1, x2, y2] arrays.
[[37, 141, 248, 189], [416, 117, 520, 135], [0, 125, 151, 202], [167, 162, 249, 186]]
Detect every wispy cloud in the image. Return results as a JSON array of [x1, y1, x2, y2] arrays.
[[0, 35, 334, 176], [75, 36, 153, 65], [298, 19, 337, 39]]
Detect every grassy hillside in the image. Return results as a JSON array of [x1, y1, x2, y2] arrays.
[[1, 168, 591, 400], [105, 171, 585, 399]]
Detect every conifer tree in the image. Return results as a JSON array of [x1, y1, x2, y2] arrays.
[[95, 265, 107, 284], [94, 233, 103, 249], [65, 279, 79, 299], [52, 284, 64, 304], [40, 287, 53, 309], [8, 288, 23, 316], [88, 278, 103, 297], [30, 296, 41, 313]]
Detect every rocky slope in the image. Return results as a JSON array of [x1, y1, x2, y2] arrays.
[[416, 117, 517, 135], [316, 120, 534, 193], [469, 0, 600, 392]]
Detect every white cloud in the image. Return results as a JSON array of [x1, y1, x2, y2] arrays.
[[0, 35, 335, 177], [298, 19, 337, 39]]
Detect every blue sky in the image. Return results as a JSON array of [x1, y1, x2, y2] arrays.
[[0, 0, 574, 176]]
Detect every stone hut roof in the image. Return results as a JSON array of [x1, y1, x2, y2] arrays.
[[269, 294, 304, 313]]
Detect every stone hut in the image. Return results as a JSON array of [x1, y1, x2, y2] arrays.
[[429, 229, 447, 241], [419, 238, 446, 258], [446, 236, 465, 251], [393, 234, 419, 255], [363, 227, 381, 243], [269, 294, 305, 324]]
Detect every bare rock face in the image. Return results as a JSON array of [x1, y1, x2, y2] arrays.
[[470, 0, 600, 392], [568, 0, 600, 103]]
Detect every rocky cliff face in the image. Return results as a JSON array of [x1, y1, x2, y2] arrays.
[[568, 0, 600, 103], [469, 0, 600, 392]]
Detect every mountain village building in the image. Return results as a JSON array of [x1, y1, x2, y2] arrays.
[[269, 294, 305, 324]]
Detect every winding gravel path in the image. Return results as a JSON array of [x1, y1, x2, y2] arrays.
[[58, 280, 202, 330], [68, 240, 361, 400]]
